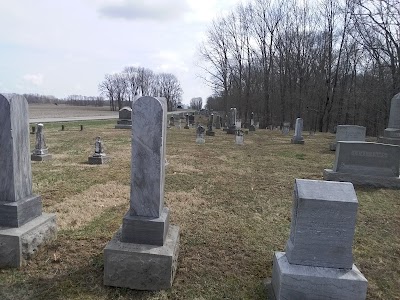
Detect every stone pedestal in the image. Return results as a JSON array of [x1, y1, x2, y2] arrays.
[[115, 120, 132, 129], [206, 130, 215, 136], [0, 213, 57, 268], [104, 225, 179, 290], [88, 155, 110, 164], [31, 153, 52, 161], [378, 128, 400, 146], [270, 252, 367, 300]]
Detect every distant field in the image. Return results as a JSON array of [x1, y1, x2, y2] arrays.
[[29, 104, 117, 119]]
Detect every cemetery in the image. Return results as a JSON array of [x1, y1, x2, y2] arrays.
[[0, 95, 399, 299]]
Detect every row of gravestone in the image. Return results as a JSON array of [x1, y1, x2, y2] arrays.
[[324, 93, 400, 189], [28, 122, 110, 165], [2, 92, 399, 298]]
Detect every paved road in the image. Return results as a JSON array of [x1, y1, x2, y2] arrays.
[[29, 115, 119, 123], [29, 109, 196, 123]]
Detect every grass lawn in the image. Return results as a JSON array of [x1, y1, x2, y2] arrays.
[[0, 120, 399, 299]]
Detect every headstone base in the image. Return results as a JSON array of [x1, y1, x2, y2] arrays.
[[378, 136, 400, 146], [225, 127, 236, 134], [103, 225, 180, 290], [88, 156, 110, 165], [115, 124, 132, 129], [184, 125, 189, 129], [0, 195, 42, 228], [291, 137, 304, 144], [271, 252, 367, 300], [31, 154, 53, 161], [121, 208, 169, 246], [0, 213, 57, 268], [206, 131, 215, 136], [323, 169, 400, 189], [329, 142, 337, 151], [196, 138, 205, 144]]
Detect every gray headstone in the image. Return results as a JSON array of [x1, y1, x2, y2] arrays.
[[33, 124, 48, 156], [286, 179, 358, 269], [130, 96, 166, 218], [335, 125, 366, 143], [282, 122, 290, 135], [333, 142, 400, 177], [104, 96, 180, 289], [378, 93, 400, 146], [31, 123, 52, 161], [0, 94, 33, 203], [388, 92, 400, 129], [291, 118, 304, 144], [270, 179, 368, 299], [119, 106, 132, 120], [0, 93, 57, 268]]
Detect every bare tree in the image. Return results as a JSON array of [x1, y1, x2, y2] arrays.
[[190, 97, 203, 110], [157, 73, 183, 111]]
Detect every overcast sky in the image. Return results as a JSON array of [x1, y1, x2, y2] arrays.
[[0, 0, 242, 104]]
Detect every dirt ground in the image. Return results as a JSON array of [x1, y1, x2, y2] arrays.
[[29, 104, 117, 119]]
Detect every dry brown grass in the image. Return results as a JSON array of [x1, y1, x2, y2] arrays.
[[0, 121, 398, 300]]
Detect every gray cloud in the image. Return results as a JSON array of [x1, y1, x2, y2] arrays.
[[98, 0, 191, 21]]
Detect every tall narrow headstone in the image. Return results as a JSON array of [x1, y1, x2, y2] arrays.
[[291, 118, 304, 144], [184, 113, 190, 129], [282, 122, 290, 135], [378, 93, 400, 146], [0, 93, 57, 268], [269, 179, 368, 299], [225, 108, 237, 134], [215, 115, 221, 129], [249, 112, 256, 131], [196, 125, 205, 144], [31, 123, 52, 161], [206, 113, 215, 136], [103, 96, 180, 290]]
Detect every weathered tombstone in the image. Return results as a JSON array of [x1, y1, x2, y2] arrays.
[[61, 124, 65, 131], [103, 96, 180, 290], [235, 129, 244, 145], [88, 136, 109, 164], [225, 108, 237, 134], [291, 118, 304, 144], [249, 112, 256, 131], [282, 122, 290, 135], [330, 125, 366, 151], [215, 115, 221, 129], [196, 125, 205, 144], [30, 125, 36, 135], [378, 92, 400, 146], [80, 124, 84, 131], [31, 123, 52, 161], [323, 141, 400, 188], [189, 113, 195, 126], [206, 114, 215, 136], [184, 113, 190, 129], [0, 93, 57, 268], [169, 116, 175, 127], [269, 179, 368, 300], [115, 106, 132, 129]]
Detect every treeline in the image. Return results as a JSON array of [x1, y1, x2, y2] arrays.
[[23, 93, 106, 106], [200, 0, 399, 135], [98, 66, 183, 111], [65, 95, 104, 106]]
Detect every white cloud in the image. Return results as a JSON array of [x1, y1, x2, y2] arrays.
[[98, 0, 190, 21], [22, 73, 44, 86]]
